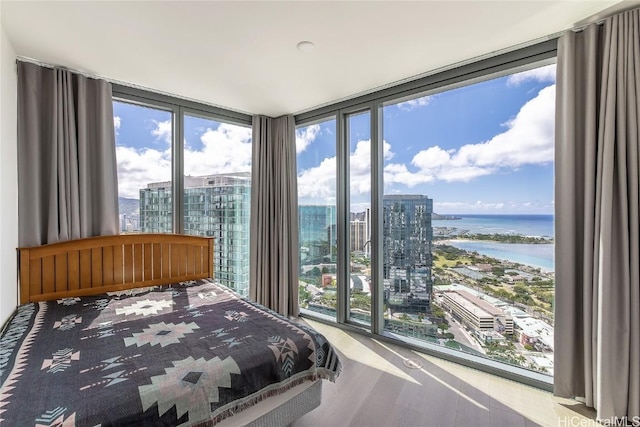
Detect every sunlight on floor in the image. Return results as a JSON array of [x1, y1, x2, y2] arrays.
[[319, 326, 421, 385], [372, 339, 489, 411]]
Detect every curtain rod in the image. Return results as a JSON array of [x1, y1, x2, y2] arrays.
[[571, 4, 640, 32], [572, 20, 605, 33], [16, 56, 106, 80]]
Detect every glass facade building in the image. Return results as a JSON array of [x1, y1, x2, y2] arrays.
[[140, 184, 173, 233], [140, 172, 251, 295], [298, 205, 337, 265], [382, 194, 433, 312]]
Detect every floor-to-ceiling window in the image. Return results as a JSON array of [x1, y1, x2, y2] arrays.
[[182, 113, 252, 295], [113, 90, 252, 295], [296, 40, 557, 385], [297, 118, 338, 319], [381, 63, 556, 375], [346, 111, 372, 326]]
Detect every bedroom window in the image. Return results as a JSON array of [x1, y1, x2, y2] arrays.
[[346, 110, 372, 326], [297, 118, 338, 319], [114, 101, 174, 234], [183, 113, 252, 295]]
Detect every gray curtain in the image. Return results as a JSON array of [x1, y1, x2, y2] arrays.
[[250, 115, 299, 316], [555, 7, 640, 422], [17, 61, 119, 247]]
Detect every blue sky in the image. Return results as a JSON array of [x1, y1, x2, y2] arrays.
[[296, 64, 556, 214], [113, 64, 555, 214]]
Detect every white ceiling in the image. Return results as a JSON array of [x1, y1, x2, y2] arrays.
[[0, 1, 633, 117]]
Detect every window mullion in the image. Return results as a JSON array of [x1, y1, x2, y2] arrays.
[[336, 110, 349, 325], [370, 102, 384, 335], [173, 106, 185, 234]]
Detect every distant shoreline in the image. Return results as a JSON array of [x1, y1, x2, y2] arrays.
[[432, 213, 461, 220], [433, 213, 554, 217]]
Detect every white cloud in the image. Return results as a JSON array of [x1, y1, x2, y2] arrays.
[[396, 95, 432, 111], [184, 123, 252, 176], [384, 162, 433, 187], [151, 120, 172, 145], [404, 84, 555, 184], [114, 116, 121, 131], [297, 155, 337, 202], [296, 124, 320, 154], [452, 85, 555, 168], [116, 122, 252, 198], [299, 83, 555, 198], [507, 64, 556, 87], [116, 146, 172, 198], [298, 140, 395, 201]]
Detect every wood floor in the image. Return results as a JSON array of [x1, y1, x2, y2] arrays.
[[292, 319, 597, 427]]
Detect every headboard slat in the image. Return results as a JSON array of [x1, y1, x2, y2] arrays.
[[161, 243, 170, 279], [171, 245, 180, 279], [103, 246, 114, 286], [123, 244, 134, 284], [80, 249, 92, 289], [186, 245, 195, 276], [133, 244, 143, 283], [42, 256, 55, 295], [29, 259, 41, 299], [143, 243, 153, 281], [152, 243, 162, 279], [68, 250, 80, 290], [55, 253, 67, 293], [195, 245, 203, 274], [18, 234, 214, 304], [91, 248, 103, 288], [113, 246, 124, 285]]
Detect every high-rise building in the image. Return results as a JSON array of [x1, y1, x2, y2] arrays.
[[349, 208, 371, 255], [299, 205, 337, 265], [382, 194, 433, 310], [139, 172, 251, 296], [365, 207, 371, 257], [140, 182, 173, 233], [350, 220, 367, 253]]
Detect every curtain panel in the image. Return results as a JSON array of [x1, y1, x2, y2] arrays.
[[17, 62, 119, 247], [555, 7, 640, 422], [249, 115, 299, 316]]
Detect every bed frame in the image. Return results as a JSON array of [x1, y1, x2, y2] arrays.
[[18, 233, 214, 304]]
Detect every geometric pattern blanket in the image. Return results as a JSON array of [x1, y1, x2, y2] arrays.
[[0, 279, 340, 426]]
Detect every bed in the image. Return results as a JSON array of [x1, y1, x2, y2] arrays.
[[0, 234, 340, 426]]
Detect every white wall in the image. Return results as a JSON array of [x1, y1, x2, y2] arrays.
[[0, 19, 18, 326]]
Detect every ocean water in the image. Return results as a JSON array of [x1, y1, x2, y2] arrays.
[[433, 214, 555, 271], [433, 214, 554, 237], [446, 240, 554, 272]]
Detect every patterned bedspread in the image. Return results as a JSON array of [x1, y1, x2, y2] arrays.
[[0, 279, 340, 426]]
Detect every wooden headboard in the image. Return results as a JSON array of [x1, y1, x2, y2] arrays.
[[18, 234, 214, 304]]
